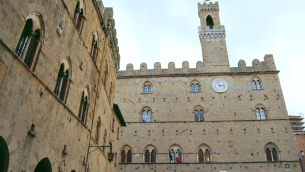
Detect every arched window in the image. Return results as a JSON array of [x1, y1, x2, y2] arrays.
[[169, 145, 182, 163], [190, 80, 200, 92], [206, 15, 214, 29], [255, 105, 266, 120], [198, 149, 204, 162], [90, 33, 99, 62], [95, 117, 101, 144], [265, 143, 279, 162], [15, 14, 44, 70], [193, 106, 205, 121], [121, 150, 126, 163], [151, 150, 156, 162], [102, 130, 107, 153], [78, 90, 89, 123], [121, 145, 132, 163], [141, 107, 152, 122], [145, 150, 150, 162], [144, 145, 157, 163], [143, 81, 152, 93], [252, 77, 262, 90], [73, 1, 84, 32], [54, 60, 71, 103], [197, 143, 212, 163]]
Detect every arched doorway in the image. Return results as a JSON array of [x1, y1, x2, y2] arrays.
[[34, 158, 52, 172], [0, 136, 9, 172]]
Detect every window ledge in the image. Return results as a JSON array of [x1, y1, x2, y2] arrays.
[[189, 91, 202, 93], [141, 93, 153, 94]]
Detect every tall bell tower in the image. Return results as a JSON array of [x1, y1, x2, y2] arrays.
[[198, 2, 230, 72]]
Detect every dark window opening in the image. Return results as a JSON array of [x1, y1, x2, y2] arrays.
[[206, 16, 214, 29]]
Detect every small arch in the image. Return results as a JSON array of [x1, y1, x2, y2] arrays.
[[34, 158, 52, 172], [206, 15, 214, 29], [0, 136, 9, 172]]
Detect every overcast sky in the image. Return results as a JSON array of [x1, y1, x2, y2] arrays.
[[103, 0, 305, 115]]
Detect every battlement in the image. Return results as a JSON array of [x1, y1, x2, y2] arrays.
[[118, 55, 277, 77], [198, 1, 219, 10]]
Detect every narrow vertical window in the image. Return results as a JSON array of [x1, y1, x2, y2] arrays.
[[260, 108, 266, 120], [117, 128, 119, 139], [194, 110, 199, 121], [199, 110, 204, 121], [144, 86, 147, 93], [145, 150, 150, 163], [147, 110, 151, 122], [195, 84, 199, 92], [59, 70, 69, 101], [272, 148, 278, 161], [142, 110, 146, 122], [15, 19, 32, 58], [256, 108, 261, 120], [148, 85, 151, 93], [103, 130, 107, 153], [192, 84, 195, 92], [121, 150, 126, 163], [24, 31, 40, 68], [54, 64, 64, 95], [266, 148, 272, 161], [257, 80, 261, 89], [127, 150, 132, 162], [198, 149, 204, 162], [252, 80, 257, 90], [151, 150, 156, 162], [176, 149, 181, 160], [170, 150, 175, 163], [205, 149, 210, 162]]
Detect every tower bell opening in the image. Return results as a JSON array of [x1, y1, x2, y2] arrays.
[[206, 16, 214, 29]]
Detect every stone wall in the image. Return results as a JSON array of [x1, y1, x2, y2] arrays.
[[0, 0, 121, 171]]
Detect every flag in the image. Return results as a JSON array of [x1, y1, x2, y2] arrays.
[[169, 151, 173, 160], [176, 154, 182, 163]]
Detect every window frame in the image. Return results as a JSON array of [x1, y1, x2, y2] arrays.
[[141, 107, 152, 122], [252, 76, 263, 90], [190, 80, 201, 93], [143, 81, 152, 94]]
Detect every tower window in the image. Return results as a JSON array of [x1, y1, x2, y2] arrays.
[[206, 16, 214, 29], [265, 143, 279, 162]]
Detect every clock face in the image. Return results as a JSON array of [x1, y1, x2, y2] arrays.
[[212, 78, 228, 93]]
